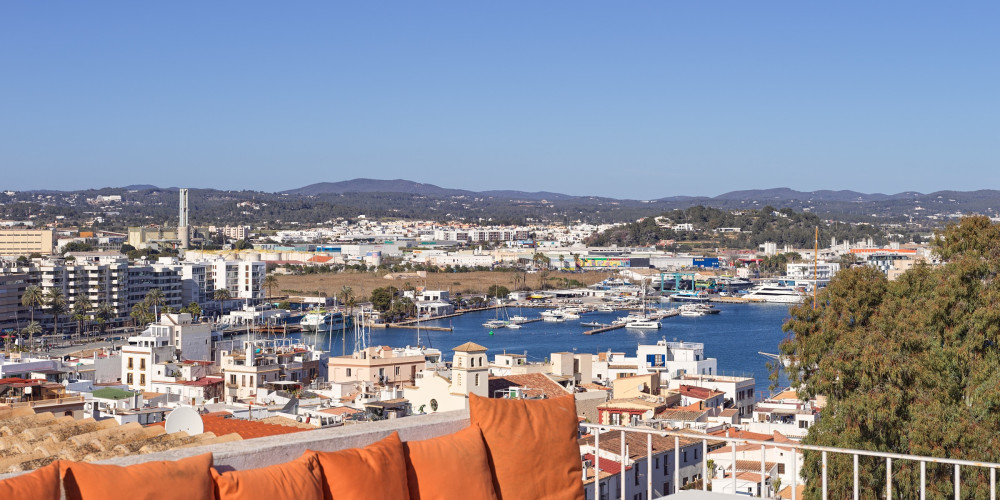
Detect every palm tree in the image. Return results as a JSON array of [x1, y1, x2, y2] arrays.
[[186, 302, 202, 319], [95, 302, 115, 335], [131, 302, 153, 329], [144, 288, 165, 321], [22, 285, 44, 325], [46, 288, 67, 341], [72, 294, 92, 343], [214, 288, 232, 315], [22, 321, 42, 353], [263, 275, 279, 299]]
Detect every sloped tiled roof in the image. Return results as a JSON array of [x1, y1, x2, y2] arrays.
[[452, 341, 487, 352], [487, 373, 570, 399], [152, 414, 307, 440], [0, 408, 238, 472]]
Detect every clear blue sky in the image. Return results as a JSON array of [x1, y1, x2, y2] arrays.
[[2, 2, 997, 198]]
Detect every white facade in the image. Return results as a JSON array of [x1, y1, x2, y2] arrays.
[[786, 261, 840, 280], [668, 374, 757, 418], [120, 313, 213, 392]]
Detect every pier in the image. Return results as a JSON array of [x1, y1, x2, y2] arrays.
[[582, 309, 679, 335]]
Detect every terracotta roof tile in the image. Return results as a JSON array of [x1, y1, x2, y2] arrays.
[[487, 373, 570, 399]]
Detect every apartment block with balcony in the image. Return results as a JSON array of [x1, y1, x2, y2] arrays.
[[219, 340, 325, 403]]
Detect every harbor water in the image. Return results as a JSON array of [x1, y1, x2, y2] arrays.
[[297, 302, 794, 397]]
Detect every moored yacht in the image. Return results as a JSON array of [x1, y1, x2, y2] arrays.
[[300, 310, 347, 332], [742, 283, 805, 303]]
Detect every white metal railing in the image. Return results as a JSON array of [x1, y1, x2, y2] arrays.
[[581, 423, 1000, 500]]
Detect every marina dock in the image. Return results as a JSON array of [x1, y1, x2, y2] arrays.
[[582, 309, 679, 335]]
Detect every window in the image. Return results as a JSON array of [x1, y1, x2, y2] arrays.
[[683, 451, 688, 463], [230, 374, 236, 384], [457, 373, 463, 386], [395, 366, 400, 376], [694, 448, 699, 460], [127, 373, 133, 384], [655, 458, 659, 469], [127, 357, 134, 370], [140, 358, 145, 370], [346, 368, 352, 377], [777, 464, 786, 474], [140, 374, 145, 386], [475, 374, 480, 386], [634, 469, 640, 485]]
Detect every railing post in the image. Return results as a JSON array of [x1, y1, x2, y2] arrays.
[[853, 454, 858, 500], [954, 464, 960, 500], [647, 433, 652, 500], [886, 457, 892, 499], [702, 439, 708, 491], [620, 431, 626, 500], [760, 444, 766, 498], [594, 429, 600, 500], [792, 448, 797, 500], [991, 466, 996, 500], [822, 451, 828, 500], [675, 435, 681, 495], [920, 460, 926, 500]]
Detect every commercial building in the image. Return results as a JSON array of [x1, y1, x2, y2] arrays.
[[0, 229, 56, 256]]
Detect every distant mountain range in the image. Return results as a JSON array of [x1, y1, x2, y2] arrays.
[[281, 178, 577, 201], [281, 178, 1000, 208], [5, 179, 999, 226]]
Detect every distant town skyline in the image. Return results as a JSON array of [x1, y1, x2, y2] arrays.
[[2, 2, 998, 198]]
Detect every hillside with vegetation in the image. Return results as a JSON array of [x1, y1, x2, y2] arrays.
[[584, 206, 894, 250]]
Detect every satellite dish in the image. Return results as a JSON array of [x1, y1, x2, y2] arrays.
[[165, 406, 204, 435]]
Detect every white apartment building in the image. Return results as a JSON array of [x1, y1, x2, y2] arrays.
[[219, 340, 326, 403], [199, 259, 266, 299], [594, 340, 718, 382], [667, 374, 757, 418], [432, 227, 530, 243], [120, 313, 212, 393], [786, 261, 840, 280]]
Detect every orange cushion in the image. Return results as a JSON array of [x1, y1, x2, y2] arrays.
[[403, 425, 498, 500], [0, 460, 61, 500], [307, 431, 409, 500], [470, 393, 585, 500], [62, 453, 214, 500], [213, 454, 323, 500]]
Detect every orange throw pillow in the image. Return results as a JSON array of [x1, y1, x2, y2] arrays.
[[403, 425, 498, 500], [213, 454, 323, 500], [470, 393, 585, 500], [62, 453, 214, 500], [0, 460, 60, 500], [307, 431, 409, 500]]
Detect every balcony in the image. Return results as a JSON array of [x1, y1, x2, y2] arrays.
[[581, 422, 1000, 500]]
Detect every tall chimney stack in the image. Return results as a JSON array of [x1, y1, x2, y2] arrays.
[[179, 188, 190, 249]]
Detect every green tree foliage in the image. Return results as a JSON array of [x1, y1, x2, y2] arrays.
[[585, 206, 885, 250], [61, 241, 95, 253], [486, 285, 510, 299], [370, 286, 398, 313], [774, 216, 1000, 499]]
